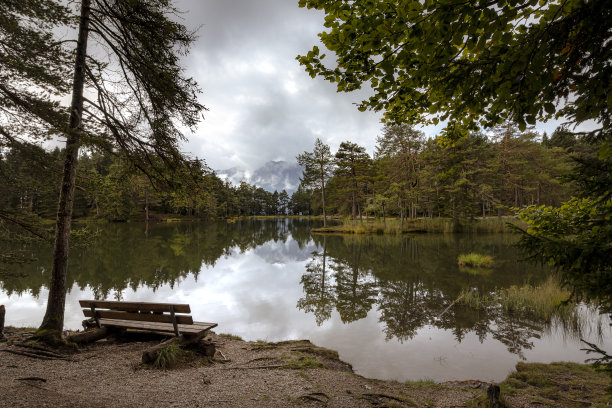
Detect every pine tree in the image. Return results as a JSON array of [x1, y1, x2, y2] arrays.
[[297, 139, 334, 226], [334, 141, 372, 220]]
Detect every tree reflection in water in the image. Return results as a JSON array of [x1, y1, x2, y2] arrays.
[[1, 218, 605, 360], [297, 234, 604, 359], [0, 218, 311, 299]]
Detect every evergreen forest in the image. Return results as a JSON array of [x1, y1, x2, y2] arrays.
[[1, 123, 583, 225]]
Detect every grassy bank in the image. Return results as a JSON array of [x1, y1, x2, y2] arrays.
[[497, 362, 611, 407], [311, 216, 525, 235]]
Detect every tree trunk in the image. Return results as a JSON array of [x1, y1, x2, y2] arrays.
[[482, 198, 486, 218], [144, 190, 149, 221], [38, 0, 91, 335], [382, 202, 386, 224], [320, 174, 327, 227], [0, 305, 5, 340]]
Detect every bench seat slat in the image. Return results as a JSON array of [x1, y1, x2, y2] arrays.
[[97, 318, 217, 334], [79, 300, 190, 314], [84, 309, 193, 325]]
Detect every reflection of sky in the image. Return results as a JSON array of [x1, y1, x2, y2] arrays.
[[2, 235, 610, 382]]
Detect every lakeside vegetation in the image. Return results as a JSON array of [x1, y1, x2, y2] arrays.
[[312, 217, 525, 234], [458, 276, 578, 324]]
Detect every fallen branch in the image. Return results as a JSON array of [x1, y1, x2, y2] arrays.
[[66, 327, 110, 344]]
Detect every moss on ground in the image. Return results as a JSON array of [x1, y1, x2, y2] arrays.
[[502, 362, 611, 406], [465, 361, 611, 407], [280, 351, 324, 369]]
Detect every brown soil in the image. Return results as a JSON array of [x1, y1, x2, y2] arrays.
[[0, 328, 609, 407]]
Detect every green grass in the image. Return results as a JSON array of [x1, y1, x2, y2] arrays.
[[459, 276, 573, 321], [457, 253, 494, 267], [219, 333, 243, 341], [152, 344, 186, 370], [458, 276, 611, 342], [281, 352, 324, 369], [405, 379, 443, 389], [500, 362, 611, 407]]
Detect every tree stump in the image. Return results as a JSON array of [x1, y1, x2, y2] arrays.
[[142, 331, 213, 364], [189, 340, 216, 357], [487, 384, 501, 407]]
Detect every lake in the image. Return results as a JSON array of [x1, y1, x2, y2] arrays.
[[1, 218, 609, 382]]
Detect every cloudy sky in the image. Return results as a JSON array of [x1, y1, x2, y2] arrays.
[[172, 0, 569, 173], [173, 0, 389, 172]]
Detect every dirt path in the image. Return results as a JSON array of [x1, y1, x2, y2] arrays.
[[0, 328, 609, 407]]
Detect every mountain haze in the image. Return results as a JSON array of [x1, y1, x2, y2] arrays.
[[217, 161, 302, 194]]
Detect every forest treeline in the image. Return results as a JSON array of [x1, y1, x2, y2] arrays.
[[0, 146, 294, 222], [1, 122, 584, 224], [294, 123, 586, 223]]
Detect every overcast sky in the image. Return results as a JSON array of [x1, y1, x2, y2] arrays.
[[172, 0, 571, 172], [172, 0, 387, 172]]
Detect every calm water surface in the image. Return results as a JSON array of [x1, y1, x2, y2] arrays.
[[1, 219, 609, 382]]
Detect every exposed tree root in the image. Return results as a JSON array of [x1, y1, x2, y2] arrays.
[[299, 392, 330, 404], [16, 377, 47, 382], [361, 392, 414, 407], [0, 348, 69, 361], [226, 365, 285, 370], [216, 349, 229, 362], [13, 343, 67, 359]]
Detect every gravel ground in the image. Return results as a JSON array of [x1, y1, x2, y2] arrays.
[[0, 328, 494, 408]]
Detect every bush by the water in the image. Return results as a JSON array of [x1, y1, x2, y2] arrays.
[[457, 253, 494, 267]]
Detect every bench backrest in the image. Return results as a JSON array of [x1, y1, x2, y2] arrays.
[[79, 300, 193, 325]]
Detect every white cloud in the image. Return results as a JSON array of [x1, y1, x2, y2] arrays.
[[173, 0, 384, 172]]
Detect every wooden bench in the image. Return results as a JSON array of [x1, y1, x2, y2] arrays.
[[79, 300, 217, 338]]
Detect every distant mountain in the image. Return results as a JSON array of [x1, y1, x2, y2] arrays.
[[216, 160, 302, 194]]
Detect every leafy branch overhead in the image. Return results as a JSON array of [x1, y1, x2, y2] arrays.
[[0, 0, 206, 183], [297, 0, 611, 137]]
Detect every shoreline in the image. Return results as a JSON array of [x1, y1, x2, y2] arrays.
[[310, 217, 526, 235], [1, 327, 609, 407]]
